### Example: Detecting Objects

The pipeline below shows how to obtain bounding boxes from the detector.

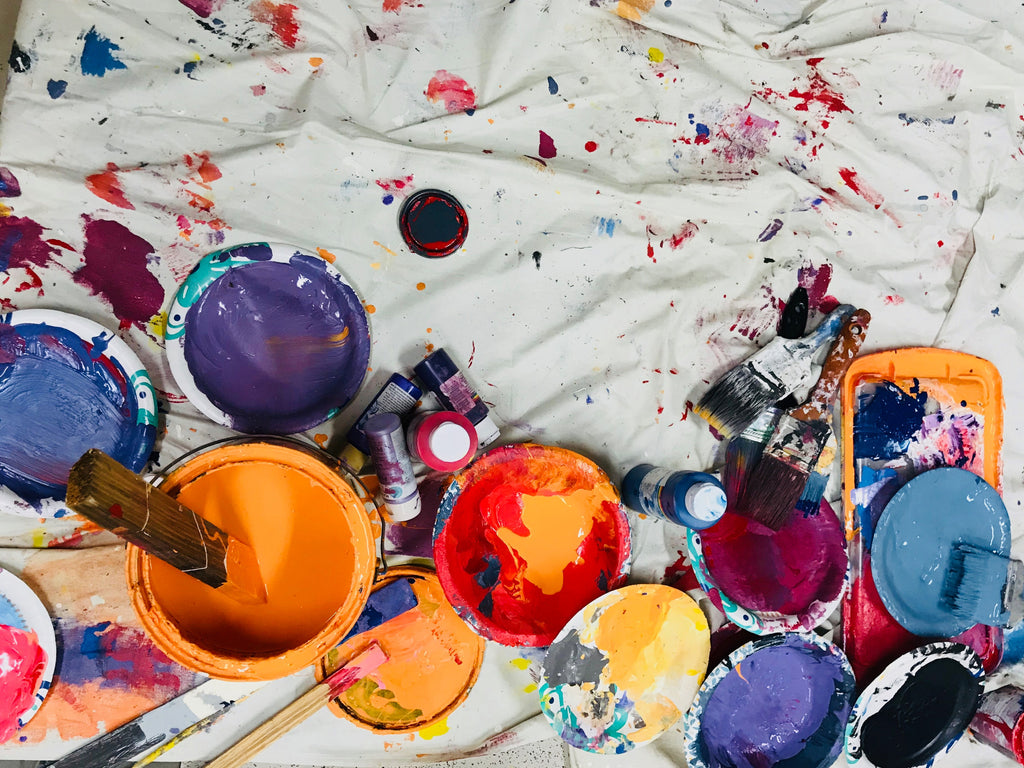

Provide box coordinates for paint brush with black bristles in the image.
[742,309,871,530]
[942,543,1024,628]
[695,303,855,439]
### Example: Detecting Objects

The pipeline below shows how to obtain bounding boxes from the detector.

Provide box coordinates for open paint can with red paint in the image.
[432,443,632,647]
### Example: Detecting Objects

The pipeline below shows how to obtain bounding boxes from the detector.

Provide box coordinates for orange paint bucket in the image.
[126,438,377,680]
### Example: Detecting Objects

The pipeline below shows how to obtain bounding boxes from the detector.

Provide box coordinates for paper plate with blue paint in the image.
[165,242,371,435]
[872,467,1010,637]
[0,567,57,741]
[683,632,856,768]
[539,584,710,754]
[0,309,157,518]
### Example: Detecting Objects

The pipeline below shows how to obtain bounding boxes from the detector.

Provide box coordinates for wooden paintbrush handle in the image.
[792,309,871,421]
[202,643,388,768]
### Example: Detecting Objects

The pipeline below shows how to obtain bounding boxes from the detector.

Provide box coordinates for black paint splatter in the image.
[8,41,31,73]
[533,251,542,269]
[366,26,379,41]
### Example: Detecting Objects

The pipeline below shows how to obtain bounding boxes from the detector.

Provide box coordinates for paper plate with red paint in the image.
[432,443,632,647]
[0,567,56,742]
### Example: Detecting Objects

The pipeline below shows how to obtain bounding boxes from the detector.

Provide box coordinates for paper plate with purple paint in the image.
[683,632,856,768]
[0,309,157,518]
[165,242,371,434]
[686,498,848,635]
[0,567,57,742]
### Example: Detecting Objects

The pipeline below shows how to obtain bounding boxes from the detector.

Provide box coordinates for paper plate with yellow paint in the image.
[538,584,710,754]
[433,443,632,647]
[316,565,485,733]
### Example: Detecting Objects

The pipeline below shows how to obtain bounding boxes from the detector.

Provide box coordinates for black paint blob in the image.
[9,41,31,73]
[860,657,981,768]
[399,189,468,258]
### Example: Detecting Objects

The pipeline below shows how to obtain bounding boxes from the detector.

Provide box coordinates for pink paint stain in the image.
[249,0,300,49]
[0,167,21,197]
[839,167,884,209]
[929,61,963,94]
[0,625,47,743]
[538,131,557,159]
[729,291,782,341]
[714,107,778,164]
[74,217,164,329]
[0,215,60,271]
[250,84,266,96]
[85,163,134,210]
[883,294,904,305]
[375,175,414,195]
[425,70,477,113]
[797,261,840,313]
[177,0,226,17]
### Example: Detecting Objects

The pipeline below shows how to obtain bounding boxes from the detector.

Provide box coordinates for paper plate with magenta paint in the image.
[433,443,632,647]
[683,633,856,768]
[686,498,849,635]
[165,242,370,434]
[539,584,710,754]
[0,567,57,742]
[0,309,157,518]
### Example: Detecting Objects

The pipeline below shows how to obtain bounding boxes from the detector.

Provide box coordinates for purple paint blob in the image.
[700,638,852,768]
[75,218,164,329]
[0,215,59,271]
[177,0,226,17]
[0,322,141,501]
[183,256,369,434]
[0,167,21,197]
[539,130,557,159]
[702,499,846,616]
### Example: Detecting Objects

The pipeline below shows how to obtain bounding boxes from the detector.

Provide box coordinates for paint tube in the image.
[413,348,499,448]
[341,373,422,472]
[621,465,726,529]
[406,411,478,472]
[969,685,1024,763]
[365,412,421,522]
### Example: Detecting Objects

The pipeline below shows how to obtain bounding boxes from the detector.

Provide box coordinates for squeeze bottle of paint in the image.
[969,685,1024,764]
[364,412,421,523]
[341,373,422,472]
[413,348,500,448]
[621,465,727,529]
[406,411,479,472]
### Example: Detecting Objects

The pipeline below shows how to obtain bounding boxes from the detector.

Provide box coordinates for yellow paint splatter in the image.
[372,241,397,258]
[371,262,382,270]
[510,657,531,670]
[0,202,11,216]
[648,47,664,62]
[313,433,328,448]
[316,247,337,263]
[418,718,449,740]
[523,683,538,693]
[416,282,426,291]
[309,56,323,67]
[148,312,167,338]
[32,527,46,548]
[365,304,377,314]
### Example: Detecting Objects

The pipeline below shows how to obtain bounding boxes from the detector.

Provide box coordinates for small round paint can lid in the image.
[398,189,469,258]
[408,411,478,472]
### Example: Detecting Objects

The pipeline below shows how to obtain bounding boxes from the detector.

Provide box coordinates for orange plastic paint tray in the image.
[839,348,1003,684]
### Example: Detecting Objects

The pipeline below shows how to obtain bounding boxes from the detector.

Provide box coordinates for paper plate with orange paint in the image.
[316,565,485,733]
[538,584,710,754]
[432,443,632,647]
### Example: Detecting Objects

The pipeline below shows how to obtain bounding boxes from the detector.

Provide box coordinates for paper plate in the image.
[165,242,370,435]
[433,443,632,647]
[0,567,57,738]
[872,467,1010,637]
[845,642,983,768]
[684,633,856,768]
[0,309,157,518]
[539,584,710,754]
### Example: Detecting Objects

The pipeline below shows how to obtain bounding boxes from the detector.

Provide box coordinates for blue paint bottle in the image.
[341,373,422,472]
[413,348,499,448]
[621,465,727,529]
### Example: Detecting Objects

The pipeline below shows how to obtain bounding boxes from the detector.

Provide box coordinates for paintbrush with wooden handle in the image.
[741,309,871,530]
[65,448,266,604]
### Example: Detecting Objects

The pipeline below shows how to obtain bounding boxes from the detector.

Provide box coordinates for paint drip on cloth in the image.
[0,624,47,742]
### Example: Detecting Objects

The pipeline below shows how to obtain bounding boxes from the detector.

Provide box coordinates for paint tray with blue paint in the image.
[839,348,1003,683]
[165,242,371,435]
[0,309,157,518]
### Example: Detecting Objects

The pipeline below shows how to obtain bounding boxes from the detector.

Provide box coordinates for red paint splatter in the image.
[797,261,840,313]
[584,141,598,152]
[663,550,701,592]
[664,221,699,249]
[683,400,693,421]
[425,70,477,113]
[178,0,226,17]
[839,167,884,209]
[74,217,164,329]
[183,152,221,185]
[249,0,300,49]
[15,266,42,294]
[382,0,416,13]
[635,117,677,126]
[375,175,414,199]
[468,340,476,368]
[538,131,557,159]
[713,107,778,164]
[883,295,904,305]
[46,238,76,251]
[0,215,60,271]
[110,504,123,518]
[646,242,656,263]
[85,163,134,210]
[937,240,944,247]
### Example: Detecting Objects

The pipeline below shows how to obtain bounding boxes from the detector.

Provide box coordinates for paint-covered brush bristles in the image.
[695,304,854,439]
[721,407,780,510]
[942,543,1024,628]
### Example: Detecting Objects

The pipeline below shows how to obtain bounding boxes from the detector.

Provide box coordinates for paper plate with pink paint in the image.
[0,309,158,519]
[432,443,632,647]
[686,498,849,635]
[165,242,371,435]
[0,567,56,742]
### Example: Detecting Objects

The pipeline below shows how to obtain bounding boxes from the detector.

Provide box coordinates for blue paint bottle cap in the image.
[685,482,727,525]
[399,189,469,258]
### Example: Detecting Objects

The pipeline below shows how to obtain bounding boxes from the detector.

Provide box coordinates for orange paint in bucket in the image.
[126,439,376,680]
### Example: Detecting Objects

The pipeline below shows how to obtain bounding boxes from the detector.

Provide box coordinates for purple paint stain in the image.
[757,218,783,242]
[46,79,68,99]
[538,130,557,159]
[80,27,127,77]
[75,218,164,328]
[880,9,888,22]
[182,256,369,434]
[547,76,558,95]
[177,0,227,17]
[0,215,58,270]
[700,637,852,768]
[0,167,21,197]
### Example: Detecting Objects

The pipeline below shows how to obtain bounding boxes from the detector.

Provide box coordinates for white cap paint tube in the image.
[413,348,500,448]
[364,412,422,523]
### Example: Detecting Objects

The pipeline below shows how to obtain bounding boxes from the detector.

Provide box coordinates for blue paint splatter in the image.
[695,123,710,141]
[594,217,618,237]
[183,60,200,79]
[585,394,594,404]
[342,577,417,640]
[898,113,955,126]
[0,594,26,630]
[757,218,783,242]
[382,194,394,205]
[992,307,1000,316]
[952,189,958,200]
[474,554,502,589]
[47,79,68,99]
[547,76,558,95]
[854,381,927,461]
[917,195,928,200]
[80,27,127,77]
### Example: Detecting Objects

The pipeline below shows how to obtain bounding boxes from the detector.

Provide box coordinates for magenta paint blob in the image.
[398,189,468,258]
[0,215,59,271]
[701,499,846,616]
